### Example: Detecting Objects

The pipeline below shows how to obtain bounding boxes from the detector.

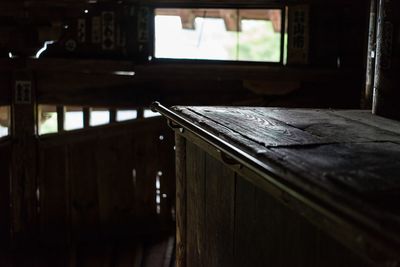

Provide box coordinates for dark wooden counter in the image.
[153,104,400,267]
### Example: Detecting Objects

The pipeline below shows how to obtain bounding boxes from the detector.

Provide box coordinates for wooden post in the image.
[175,134,186,267]
[373,0,400,119]
[11,68,38,244]
[364,0,377,109]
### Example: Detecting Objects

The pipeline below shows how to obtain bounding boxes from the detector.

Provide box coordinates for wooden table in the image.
[152,103,400,267]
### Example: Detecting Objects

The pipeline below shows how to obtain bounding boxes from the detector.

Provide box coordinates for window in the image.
[64,106,84,131]
[116,109,137,121]
[154,8,284,62]
[38,105,58,135]
[0,106,10,138]
[90,108,110,126]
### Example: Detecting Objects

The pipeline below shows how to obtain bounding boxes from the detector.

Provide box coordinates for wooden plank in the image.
[185,107,328,147]
[263,108,400,143]
[185,141,205,267]
[204,153,235,267]
[185,107,400,144]
[175,134,186,267]
[268,141,400,249]
[233,175,257,267]
[331,110,400,136]
[270,142,400,197]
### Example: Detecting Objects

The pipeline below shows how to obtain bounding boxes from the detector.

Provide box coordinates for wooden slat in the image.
[185,141,205,267]
[204,153,235,267]
[175,134,186,267]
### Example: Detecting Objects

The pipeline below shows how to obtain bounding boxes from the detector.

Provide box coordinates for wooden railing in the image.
[36,117,176,244]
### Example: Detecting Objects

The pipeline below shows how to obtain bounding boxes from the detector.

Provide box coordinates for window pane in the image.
[38,105,58,135]
[116,110,137,121]
[0,106,10,138]
[90,108,110,126]
[144,109,161,118]
[65,106,83,131]
[154,8,282,62]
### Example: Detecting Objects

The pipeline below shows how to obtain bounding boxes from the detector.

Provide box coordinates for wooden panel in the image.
[185,141,205,267]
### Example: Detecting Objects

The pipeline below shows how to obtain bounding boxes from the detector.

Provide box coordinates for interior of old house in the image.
[0,0,399,266]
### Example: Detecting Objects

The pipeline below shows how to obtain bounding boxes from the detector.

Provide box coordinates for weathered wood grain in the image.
[261,108,400,143]
[186,107,328,147]
[174,106,400,266]
[175,135,186,267]
[185,141,205,267]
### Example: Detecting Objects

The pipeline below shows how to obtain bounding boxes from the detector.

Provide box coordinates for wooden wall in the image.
[37,118,175,245]
[181,141,370,267]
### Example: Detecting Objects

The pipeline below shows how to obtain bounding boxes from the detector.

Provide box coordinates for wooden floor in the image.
[0,235,175,267]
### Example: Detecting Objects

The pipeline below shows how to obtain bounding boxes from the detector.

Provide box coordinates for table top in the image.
[172,106,400,244]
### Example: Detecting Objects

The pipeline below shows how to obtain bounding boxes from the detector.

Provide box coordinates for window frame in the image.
[150,4,287,66]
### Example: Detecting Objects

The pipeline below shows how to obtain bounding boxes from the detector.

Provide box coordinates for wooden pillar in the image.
[373,0,400,119]
[11,67,38,244]
[175,134,186,267]
[364,0,377,108]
